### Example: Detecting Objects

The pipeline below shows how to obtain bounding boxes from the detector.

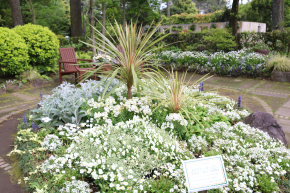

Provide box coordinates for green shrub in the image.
[203,28,237,51]
[267,55,290,72]
[189,24,196,31]
[210,23,217,29]
[0,27,30,76]
[13,24,60,74]
[56,34,69,47]
[171,26,182,32]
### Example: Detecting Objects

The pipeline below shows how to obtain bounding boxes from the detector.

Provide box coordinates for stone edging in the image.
[0,105,35,124]
[210,84,290,96]
[0,157,12,174]
[0,99,39,110]
[206,84,274,116]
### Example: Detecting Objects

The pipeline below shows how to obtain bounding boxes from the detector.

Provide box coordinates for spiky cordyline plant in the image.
[144,70,212,135]
[80,20,169,99]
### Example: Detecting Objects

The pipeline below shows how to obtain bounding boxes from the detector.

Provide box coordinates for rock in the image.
[243,111,287,146]
[254,49,269,55]
[31,79,44,87]
[271,71,290,82]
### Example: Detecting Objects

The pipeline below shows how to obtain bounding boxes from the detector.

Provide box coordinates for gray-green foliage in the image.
[32,79,119,126]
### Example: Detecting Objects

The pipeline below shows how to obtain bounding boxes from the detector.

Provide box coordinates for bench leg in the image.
[75,72,78,84]
[60,73,62,84]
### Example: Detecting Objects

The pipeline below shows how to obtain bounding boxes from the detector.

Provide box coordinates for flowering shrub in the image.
[157,50,268,77]
[8,81,290,192]
[60,180,91,193]
[41,134,62,151]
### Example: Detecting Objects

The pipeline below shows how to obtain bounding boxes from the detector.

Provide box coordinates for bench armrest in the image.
[77,59,93,62]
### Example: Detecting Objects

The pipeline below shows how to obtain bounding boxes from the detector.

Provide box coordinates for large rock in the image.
[271,71,290,82]
[243,111,287,146]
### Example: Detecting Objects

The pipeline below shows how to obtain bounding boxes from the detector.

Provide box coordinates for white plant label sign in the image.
[182,155,228,192]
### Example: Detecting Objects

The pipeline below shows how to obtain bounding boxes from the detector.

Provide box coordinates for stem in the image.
[127,85,132,99]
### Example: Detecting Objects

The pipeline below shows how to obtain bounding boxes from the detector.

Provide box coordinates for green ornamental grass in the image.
[267,54,290,72]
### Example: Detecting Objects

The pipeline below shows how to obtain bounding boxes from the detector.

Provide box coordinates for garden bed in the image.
[8,80,290,192]
[156,50,271,78]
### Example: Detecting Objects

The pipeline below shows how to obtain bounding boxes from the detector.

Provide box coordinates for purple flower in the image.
[238,95,242,108]
[40,92,43,100]
[37,104,41,109]
[31,121,39,132]
[23,115,27,127]
[31,121,36,130]
[200,82,204,91]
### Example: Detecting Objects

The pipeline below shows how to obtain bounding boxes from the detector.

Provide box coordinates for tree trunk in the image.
[127,85,132,99]
[70,0,83,37]
[102,2,106,52]
[229,0,239,37]
[122,0,126,31]
[90,0,96,56]
[10,0,23,26]
[26,0,36,24]
[167,1,170,17]
[272,0,284,31]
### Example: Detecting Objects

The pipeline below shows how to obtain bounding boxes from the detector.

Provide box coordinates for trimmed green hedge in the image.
[161,30,290,52]
[13,24,60,73]
[0,27,30,76]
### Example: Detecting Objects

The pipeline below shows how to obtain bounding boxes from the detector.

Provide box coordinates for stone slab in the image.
[0,163,9,168]
[0,161,5,166]
[236,80,262,89]
[0,103,31,116]
[253,95,285,112]
[4,166,11,171]
[282,99,290,108]
[0,98,25,108]
[10,93,37,101]
[257,81,277,89]
[251,91,288,98]
[255,88,290,94]
[282,124,290,133]
[275,108,290,116]
[277,118,290,126]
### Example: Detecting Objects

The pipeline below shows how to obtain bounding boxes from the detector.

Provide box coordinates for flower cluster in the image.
[157,50,268,76]
[41,134,62,151]
[60,180,91,193]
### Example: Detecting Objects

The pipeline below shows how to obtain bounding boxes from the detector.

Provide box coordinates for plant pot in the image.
[255,49,269,55]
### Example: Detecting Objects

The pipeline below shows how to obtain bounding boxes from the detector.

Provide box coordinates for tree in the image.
[193,0,228,14]
[238,0,290,31]
[167,0,170,16]
[70,0,82,37]
[272,0,284,30]
[170,0,198,15]
[10,0,23,26]
[25,0,35,24]
[90,0,96,55]
[229,0,239,37]
[122,0,126,31]
[102,1,106,51]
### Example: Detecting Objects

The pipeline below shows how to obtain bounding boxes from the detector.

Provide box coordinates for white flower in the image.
[42,117,51,123]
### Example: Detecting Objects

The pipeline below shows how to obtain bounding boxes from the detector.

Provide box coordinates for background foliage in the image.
[13,24,60,74]
[0,27,30,76]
